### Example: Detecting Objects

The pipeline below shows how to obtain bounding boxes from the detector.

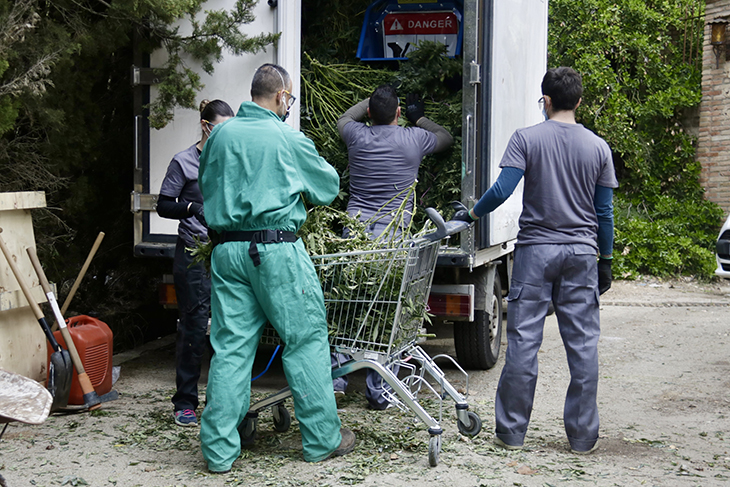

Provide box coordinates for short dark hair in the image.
[541,67,583,112]
[199,99,235,121]
[369,85,398,125]
[251,64,290,99]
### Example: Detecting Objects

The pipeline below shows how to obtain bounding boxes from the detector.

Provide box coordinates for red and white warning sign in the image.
[382,11,460,58]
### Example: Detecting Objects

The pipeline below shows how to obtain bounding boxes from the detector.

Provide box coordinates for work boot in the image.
[570,442,599,455]
[325,428,356,460]
[494,436,523,451]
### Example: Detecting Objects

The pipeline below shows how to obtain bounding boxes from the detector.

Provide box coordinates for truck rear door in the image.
[131,0,302,258]
[461,0,548,256]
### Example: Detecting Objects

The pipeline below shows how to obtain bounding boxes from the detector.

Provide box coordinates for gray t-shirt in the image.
[500,120,618,250]
[341,122,437,224]
[159,143,208,246]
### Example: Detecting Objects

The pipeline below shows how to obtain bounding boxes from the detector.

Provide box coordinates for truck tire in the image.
[454,276,503,370]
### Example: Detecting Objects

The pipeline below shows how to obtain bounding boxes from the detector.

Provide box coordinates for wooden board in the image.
[0,191,45,211]
[0,192,48,381]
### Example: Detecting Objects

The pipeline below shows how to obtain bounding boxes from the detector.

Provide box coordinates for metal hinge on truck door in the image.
[130,66,163,87]
[130,191,158,213]
[469,61,481,85]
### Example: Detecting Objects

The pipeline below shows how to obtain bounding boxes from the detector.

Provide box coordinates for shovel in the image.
[0,229,72,411]
[27,247,102,410]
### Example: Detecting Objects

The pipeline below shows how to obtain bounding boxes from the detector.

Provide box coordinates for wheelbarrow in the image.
[0,367,53,487]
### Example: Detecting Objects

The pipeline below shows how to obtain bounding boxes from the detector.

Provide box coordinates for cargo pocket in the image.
[506,283,523,302]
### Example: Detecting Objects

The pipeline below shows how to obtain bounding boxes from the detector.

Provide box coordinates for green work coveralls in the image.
[198,101,342,470]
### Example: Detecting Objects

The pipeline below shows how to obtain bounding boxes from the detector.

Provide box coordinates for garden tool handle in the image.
[0,228,45,321]
[26,247,86,373]
[53,231,104,330]
[60,231,104,317]
[26,247,101,410]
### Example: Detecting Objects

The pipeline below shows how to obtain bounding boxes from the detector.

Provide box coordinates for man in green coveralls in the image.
[198,64,355,473]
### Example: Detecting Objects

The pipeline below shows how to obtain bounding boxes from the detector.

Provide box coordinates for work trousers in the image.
[331,353,399,410]
[201,239,341,471]
[495,243,600,452]
[171,238,211,412]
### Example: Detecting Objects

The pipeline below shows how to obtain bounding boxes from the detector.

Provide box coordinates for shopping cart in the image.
[243,208,482,466]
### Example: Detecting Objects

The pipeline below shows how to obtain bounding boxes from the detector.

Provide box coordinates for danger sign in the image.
[382,10,461,59]
[384,12,459,35]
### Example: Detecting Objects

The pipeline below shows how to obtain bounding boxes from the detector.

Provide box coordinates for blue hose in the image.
[251,345,281,381]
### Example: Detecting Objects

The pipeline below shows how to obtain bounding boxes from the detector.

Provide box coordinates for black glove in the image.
[452,209,475,223]
[598,257,612,295]
[405,93,425,125]
[189,202,207,227]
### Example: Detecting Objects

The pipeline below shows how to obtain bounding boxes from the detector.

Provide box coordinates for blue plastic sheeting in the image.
[356,0,463,61]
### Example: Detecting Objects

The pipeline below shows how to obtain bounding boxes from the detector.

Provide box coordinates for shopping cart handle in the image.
[423,207,472,242]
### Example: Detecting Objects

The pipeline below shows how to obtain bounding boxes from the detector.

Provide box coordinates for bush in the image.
[613,194,723,279]
[549,0,723,279]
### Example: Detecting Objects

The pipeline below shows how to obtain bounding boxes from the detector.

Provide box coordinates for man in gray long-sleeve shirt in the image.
[333,84,454,409]
[337,85,453,239]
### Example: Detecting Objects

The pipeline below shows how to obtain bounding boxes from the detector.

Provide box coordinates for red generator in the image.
[46,315,113,405]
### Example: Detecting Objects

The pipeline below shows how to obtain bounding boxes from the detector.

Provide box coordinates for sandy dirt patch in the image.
[2,278,730,486]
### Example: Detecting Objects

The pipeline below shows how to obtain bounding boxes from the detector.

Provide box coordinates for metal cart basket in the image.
[244,210,482,466]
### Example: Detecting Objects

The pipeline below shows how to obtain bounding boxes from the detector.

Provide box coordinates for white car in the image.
[716,214,730,279]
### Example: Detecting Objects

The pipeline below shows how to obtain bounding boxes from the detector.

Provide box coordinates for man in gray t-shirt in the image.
[500,115,616,249]
[455,67,618,454]
[337,85,453,239]
[333,85,453,409]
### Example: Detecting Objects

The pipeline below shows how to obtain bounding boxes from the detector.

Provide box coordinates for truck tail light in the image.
[427,284,475,321]
[158,275,177,307]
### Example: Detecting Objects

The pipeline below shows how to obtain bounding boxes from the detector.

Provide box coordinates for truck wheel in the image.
[454,277,503,369]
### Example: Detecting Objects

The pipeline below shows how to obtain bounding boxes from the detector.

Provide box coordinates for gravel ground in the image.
[2,277,730,486]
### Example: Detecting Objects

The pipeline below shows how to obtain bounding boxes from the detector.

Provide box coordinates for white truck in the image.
[130,0,548,370]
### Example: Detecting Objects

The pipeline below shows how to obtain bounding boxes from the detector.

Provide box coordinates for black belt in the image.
[219,230,297,267]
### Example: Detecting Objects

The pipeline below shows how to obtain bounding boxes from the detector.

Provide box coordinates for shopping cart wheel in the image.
[272,403,291,432]
[238,414,258,447]
[428,434,441,467]
[457,411,482,437]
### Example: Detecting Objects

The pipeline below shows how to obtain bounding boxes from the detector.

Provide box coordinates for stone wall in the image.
[699,0,730,215]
